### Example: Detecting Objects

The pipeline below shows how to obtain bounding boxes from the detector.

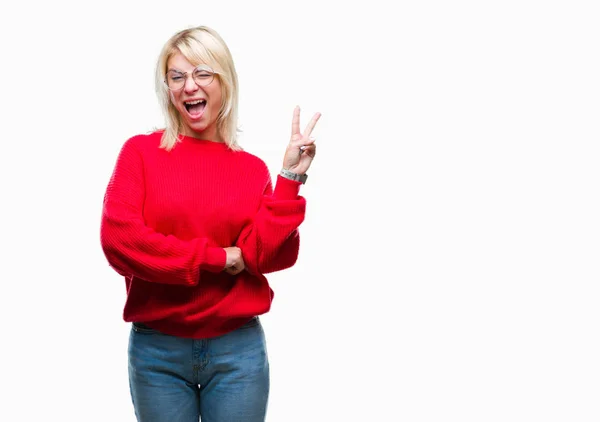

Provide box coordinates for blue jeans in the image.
[128,317,269,421]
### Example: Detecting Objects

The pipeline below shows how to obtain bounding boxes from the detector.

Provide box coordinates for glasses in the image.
[164,64,216,91]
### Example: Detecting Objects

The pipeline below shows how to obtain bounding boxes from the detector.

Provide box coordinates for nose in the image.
[184,73,199,94]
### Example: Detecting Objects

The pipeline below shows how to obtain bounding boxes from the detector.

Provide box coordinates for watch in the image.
[280,168,308,184]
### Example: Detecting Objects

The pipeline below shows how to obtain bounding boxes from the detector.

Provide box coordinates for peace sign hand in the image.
[282,106,321,175]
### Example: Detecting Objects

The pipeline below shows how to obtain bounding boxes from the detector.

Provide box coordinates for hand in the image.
[282,106,321,175]
[223,247,246,275]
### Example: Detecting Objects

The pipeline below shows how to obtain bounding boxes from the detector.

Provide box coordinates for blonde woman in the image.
[100,25,320,421]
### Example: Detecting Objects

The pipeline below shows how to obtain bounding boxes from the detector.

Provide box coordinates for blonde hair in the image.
[155,26,241,151]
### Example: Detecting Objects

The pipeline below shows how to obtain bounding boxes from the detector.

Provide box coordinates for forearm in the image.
[236,175,306,275]
[101,195,226,285]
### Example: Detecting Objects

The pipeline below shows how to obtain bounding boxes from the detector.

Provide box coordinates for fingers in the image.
[302,112,321,139]
[225,265,244,275]
[291,106,300,136]
[301,143,316,158]
[292,136,316,149]
[224,253,246,275]
[292,107,321,138]
[223,246,245,275]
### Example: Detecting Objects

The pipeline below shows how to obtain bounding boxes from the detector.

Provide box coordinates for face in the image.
[166,52,223,142]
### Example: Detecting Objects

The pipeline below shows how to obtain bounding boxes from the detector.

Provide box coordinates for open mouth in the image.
[184,99,207,117]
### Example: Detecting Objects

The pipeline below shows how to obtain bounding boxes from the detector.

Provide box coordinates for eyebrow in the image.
[167,65,213,74]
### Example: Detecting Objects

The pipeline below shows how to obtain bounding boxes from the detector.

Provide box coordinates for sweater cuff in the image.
[201,246,227,272]
[273,174,302,200]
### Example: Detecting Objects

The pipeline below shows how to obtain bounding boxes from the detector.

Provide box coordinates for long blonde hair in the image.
[155,26,241,151]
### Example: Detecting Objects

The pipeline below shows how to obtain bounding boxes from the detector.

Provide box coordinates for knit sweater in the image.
[100,131,306,338]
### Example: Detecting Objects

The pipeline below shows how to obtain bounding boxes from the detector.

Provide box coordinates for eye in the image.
[167,71,185,80]
[194,70,212,79]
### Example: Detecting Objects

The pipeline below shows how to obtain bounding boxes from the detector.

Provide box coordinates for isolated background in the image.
[1,0,598,421]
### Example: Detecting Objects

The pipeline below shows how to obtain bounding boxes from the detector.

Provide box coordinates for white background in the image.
[1,0,599,421]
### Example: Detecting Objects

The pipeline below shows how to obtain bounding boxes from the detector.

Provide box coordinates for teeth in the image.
[185,99,206,105]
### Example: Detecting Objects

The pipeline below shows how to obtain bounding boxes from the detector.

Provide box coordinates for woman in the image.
[100,25,320,421]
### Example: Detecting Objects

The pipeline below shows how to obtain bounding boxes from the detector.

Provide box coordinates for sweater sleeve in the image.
[236,174,306,275]
[100,138,227,286]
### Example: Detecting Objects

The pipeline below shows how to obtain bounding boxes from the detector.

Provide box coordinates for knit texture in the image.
[100,131,305,338]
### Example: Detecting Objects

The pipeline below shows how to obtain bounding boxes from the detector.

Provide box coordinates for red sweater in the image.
[100,131,305,338]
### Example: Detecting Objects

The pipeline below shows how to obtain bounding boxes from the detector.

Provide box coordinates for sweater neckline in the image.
[178,134,229,149]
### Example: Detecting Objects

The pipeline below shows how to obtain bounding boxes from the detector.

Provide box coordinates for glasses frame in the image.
[164,64,217,91]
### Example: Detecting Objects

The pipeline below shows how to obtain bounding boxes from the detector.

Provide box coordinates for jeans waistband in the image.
[132,316,258,332]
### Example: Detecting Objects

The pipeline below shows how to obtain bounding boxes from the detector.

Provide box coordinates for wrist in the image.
[280,168,308,184]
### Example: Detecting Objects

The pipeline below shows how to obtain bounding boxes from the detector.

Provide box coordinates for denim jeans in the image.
[128,317,269,422]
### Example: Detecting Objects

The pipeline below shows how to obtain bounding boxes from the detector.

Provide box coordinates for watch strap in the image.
[280,168,308,184]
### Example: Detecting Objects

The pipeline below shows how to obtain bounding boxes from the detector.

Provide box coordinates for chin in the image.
[186,122,217,138]
[188,122,209,132]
